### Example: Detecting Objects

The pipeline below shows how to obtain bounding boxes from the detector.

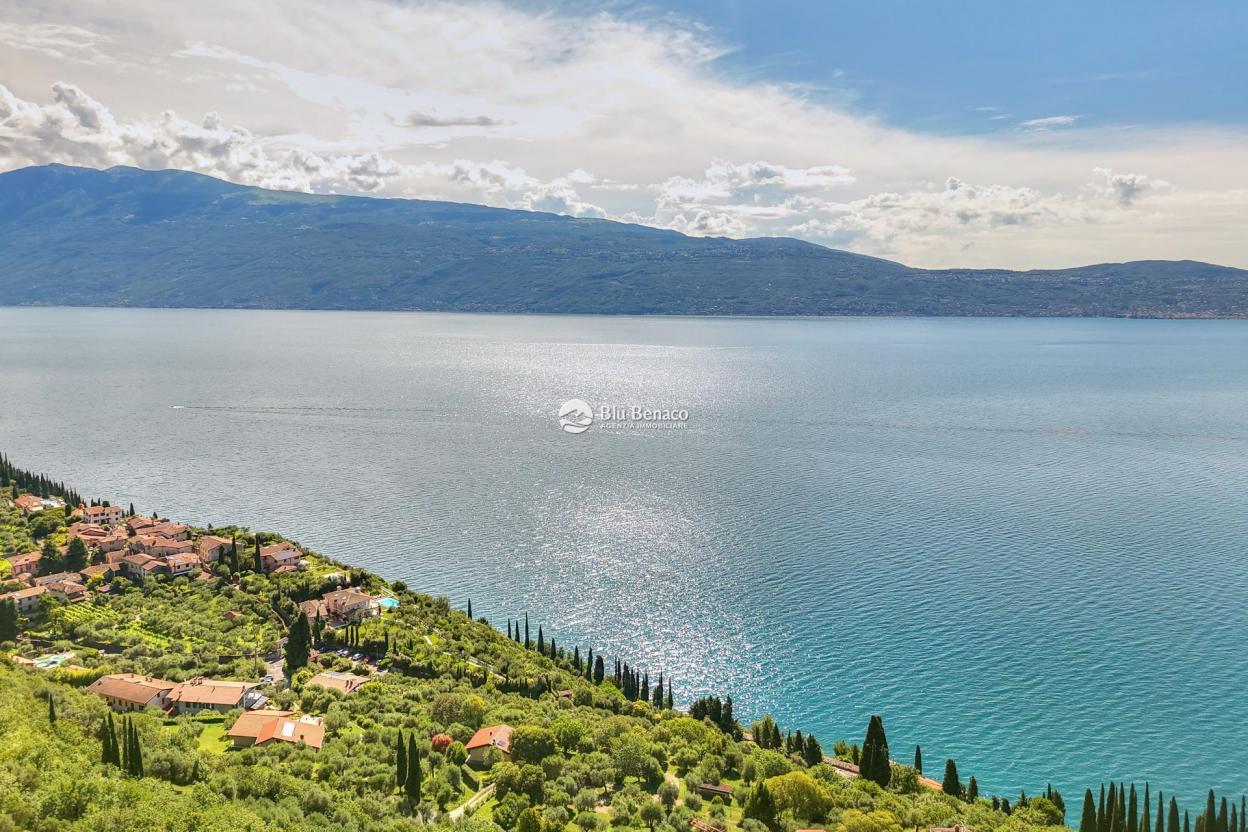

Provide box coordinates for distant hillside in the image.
[0,163,1245,317]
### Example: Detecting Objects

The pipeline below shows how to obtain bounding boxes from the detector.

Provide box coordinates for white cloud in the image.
[1020,115,1080,130]
[0,0,1245,268]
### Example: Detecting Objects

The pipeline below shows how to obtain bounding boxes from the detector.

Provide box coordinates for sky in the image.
[1,0,1246,269]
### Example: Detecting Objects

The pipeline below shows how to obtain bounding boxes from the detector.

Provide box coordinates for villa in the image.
[87,673,178,712]
[6,551,42,578]
[259,542,302,573]
[466,724,513,764]
[82,504,124,526]
[227,710,325,751]
[166,677,259,715]
[196,535,232,563]
[323,587,374,622]
[46,579,88,603]
[306,671,371,695]
[0,585,47,614]
[165,552,200,577]
[120,553,161,581]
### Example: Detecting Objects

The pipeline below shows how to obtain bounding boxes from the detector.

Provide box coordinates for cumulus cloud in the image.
[1090,166,1170,206]
[0,82,402,192]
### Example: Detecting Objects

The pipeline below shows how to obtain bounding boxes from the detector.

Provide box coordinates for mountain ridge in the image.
[1,163,1245,318]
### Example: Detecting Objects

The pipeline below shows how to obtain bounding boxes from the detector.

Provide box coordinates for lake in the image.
[2,306,1246,804]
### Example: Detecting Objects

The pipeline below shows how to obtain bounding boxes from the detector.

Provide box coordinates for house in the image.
[166,677,259,715]
[306,671,370,695]
[196,535,232,564]
[87,673,178,712]
[82,504,124,526]
[826,758,860,776]
[120,553,161,581]
[0,585,47,614]
[79,564,115,583]
[126,515,159,534]
[164,552,200,577]
[96,530,130,554]
[465,724,513,764]
[697,784,734,802]
[149,522,189,541]
[323,588,374,621]
[32,571,80,588]
[46,580,88,604]
[6,550,42,578]
[259,542,301,573]
[13,495,45,514]
[227,710,325,751]
[68,522,111,543]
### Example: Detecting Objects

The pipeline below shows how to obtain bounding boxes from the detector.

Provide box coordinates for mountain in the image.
[1,163,1245,317]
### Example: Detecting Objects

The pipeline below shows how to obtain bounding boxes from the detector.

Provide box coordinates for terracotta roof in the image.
[324,588,371,607]
[14,495,43,510]
[167,677,256,707]
[166,553,199,569]
[466,724,513,752]
[122,553,158,567]
[83,505,121,516]
[260,542,299,557]
[1,585,47,602]
[79,564,113,579]
[229,710,324,750]
[306,671,370,695]
[227,709,293,739]
[86,673,177,704]
[7,551,41,568]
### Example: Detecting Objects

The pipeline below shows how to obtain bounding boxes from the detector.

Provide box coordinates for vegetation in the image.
[0,455,1242,832]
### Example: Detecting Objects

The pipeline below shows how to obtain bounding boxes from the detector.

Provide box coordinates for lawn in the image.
[195,721,230,754]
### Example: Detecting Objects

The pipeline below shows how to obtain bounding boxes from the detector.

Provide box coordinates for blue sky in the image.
[2,0,1246,268]
[635,0,1247,132]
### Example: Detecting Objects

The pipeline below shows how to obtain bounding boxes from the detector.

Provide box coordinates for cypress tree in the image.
[573,645,581,671]
[101,714,115,765]
[652,673,664,708]
[860,715,891,787]
[968,776,979,801]
[0,598,17,642]
[405,735,421,803]
[1220,797,1229,832]
[467,598,472,619]
[666,678,673,710]
[537,625,544,654]
[1207,792,1219,832]
[1142,787,1152,832]
[914,744,923,774]
[942,758,962,798]
[1082,790,1100,832]
[593,654,604,684]
[121,717,130,773]
[396,730,407,790]
[507,620,513,640]
[1130,784,1140,832]
[253,538,263,573]
[1170,799,1181,832]
[48,695,56,723]
[1100,785,1109,832]
[1158,793,1167,832]
[524,613,530,649]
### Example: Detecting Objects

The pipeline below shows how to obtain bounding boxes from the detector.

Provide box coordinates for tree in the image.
[467,598,472,619]
[48,695,57,723]
[405,735,422,804]
[65,536,89,571]
[40,539,63,575]
[0,598,17,642]
[510,725,557,763]
[253,538,263,573]
[803,734,823,766]
[1170,798,1181,832]
[593,655,605,684]
[914,745,922,774]
[640,802,663,831]
[860,715,891,787]
[743,781,778,830]
[516,807,544,832]
[967,776,979,801]
[284,611,311,675]
[396,731,407,790]
[1083,790,1101,832]
[941,759,962,798]
[658,779,680,809]
[765,771,831,821]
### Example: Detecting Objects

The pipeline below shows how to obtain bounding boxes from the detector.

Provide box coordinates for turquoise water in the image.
[1,307,1246,806]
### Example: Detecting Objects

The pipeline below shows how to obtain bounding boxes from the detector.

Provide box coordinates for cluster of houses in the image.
[2,502,309,614]
[81,670,381,752]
